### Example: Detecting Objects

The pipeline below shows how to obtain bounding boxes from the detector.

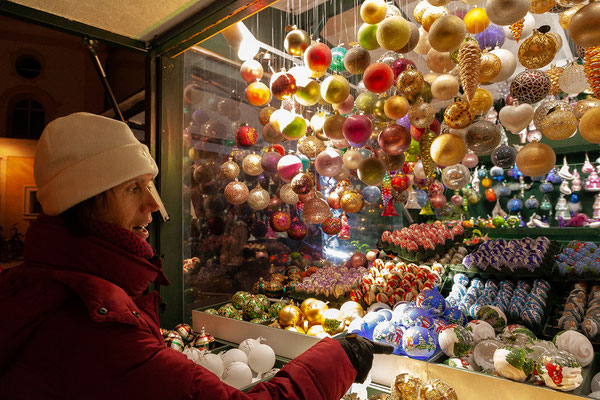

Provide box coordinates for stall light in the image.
[325,247,351,260]
[221,21,260,61]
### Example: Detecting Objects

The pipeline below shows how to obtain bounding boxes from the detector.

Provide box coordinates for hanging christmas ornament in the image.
[323,113,346,140]
[574,96,600,119]
[259,107,276,126]
[225,181,249,205]
[303,198,331,224]
[261,151,281,174]
[376,16,411,51]
[377,150,406,172]
[530,0,556,13]
[559,4,584,30]
[428,15,467,52]
[427,48,456,73]
[321,217,342,235]
[245,82,270,106]
[391,174,410,193]
[431,133,467,166]
[510,69,551,104]
[465,121,502,155]
[342,149,363,170]
[269,211,292,232]
[469,88,494,116]
[357,23,380,50]
[396,66,425,97]
[384,95,410,119]
[508,18,525,42]
[242,154,264,176]
[361,0,388,24]
[341,190,365,213]
[284,28,311,56]
[458,39,481,102]
[431,74,460,101]
[442,164,471,189]
[287,218,308,240]
[282,116,307,141]
[291,172,315,195]
[262,123,284,144]
[344,46,371,74]
[343,114,372,144]
[584,46,600,98]
[355,92,378,114]
[475,24,506,50]
[486,0,530,26]
[320,75,350,104]
[558,63,588,94]
[498,103,534,134]
[398,22,421,53]
[221,158,240,180]
[240,59,264,83]
[363,63,395,93]
[409,101,436,129]
[413,1,430,25]
[358,157,386,186]
[294,80,320,106]
[378,124,411,156]
[462,152,479,168]
[579,107,600,144]
[333,94,355,114]
[297,135,325,159]
[419,130,436,177]
[479,52,502,83]
[277,154,303,182]
[329,46,347,73]
[315,148,343,177]
[236,125,258,147]
[516,142,556,177]
[490,49,517,83]
[444,100,474,129]
[247,186,270,210]
[540,110,578,140]
[464,7,489,34]
[278,184,298,206]
[414,26,432,56]
[545,64,565,95]
[304,42,332,73]
[518,29,558,69]
[421,6,449,32]
[269,72,297,101]
[491,145,517,168]
[569,2,600,47]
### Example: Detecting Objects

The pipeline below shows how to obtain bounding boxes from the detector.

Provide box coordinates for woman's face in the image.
[95,174,159,239]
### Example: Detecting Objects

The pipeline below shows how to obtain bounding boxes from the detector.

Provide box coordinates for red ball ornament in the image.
[363,63,395,93]
[321,217,342,235]
[428,180,445,194]
[350,252,368,268]
[269,211,292,232]
[378,124,411,155]
[304,43,332,73]
[391,58,417,80]
[430,193,447,209]
[270,72,297,100]
[485,188,496,202]
[269,144,286,156]
[391,174,410,192]
[236,125,258,147]
[343,114,373,144]
[410,119,440,142]
[450,194,463,206]
[287,218,308,240]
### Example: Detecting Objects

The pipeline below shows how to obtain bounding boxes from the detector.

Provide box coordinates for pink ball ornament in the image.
[287,218,308,240]
[342,114,373,144]
[277,155,303,182]
[333,94,355,114]
[391,58,417,80]
[461,153,479,168]
[315,148,343,177]
[430,193,447,209]
[450,194,464,207]
[269,211,292,232]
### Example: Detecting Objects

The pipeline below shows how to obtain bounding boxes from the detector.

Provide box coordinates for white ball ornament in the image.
[466,320,496,343]
[503,13,534,41]
[490,49,517,83]
[197,352,225,378]
[553,330,594,367]
[222,361,253,389]
[183,347,201,363]
[248,344,277,374]
[559,63,589,95]
[239,337,266,356]
[221,348,248,366]
[343,149,364,169]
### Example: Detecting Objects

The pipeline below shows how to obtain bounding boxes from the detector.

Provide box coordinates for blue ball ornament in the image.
[539,181,554,193]
[570,193,579,203]
[490,166,504,179]
[363,185,382,203]
[478,166,488,179]
[415,189,428,207]
[402,326,438,360]
[443,307,468,326]
[361,312,387,340]
[400,306,435,330]
[373,320,405,349]
[525,196,539,209]
[507,197,523,211]
[416,288,447,315]
[377,308,394,321]
[348,317,364,334]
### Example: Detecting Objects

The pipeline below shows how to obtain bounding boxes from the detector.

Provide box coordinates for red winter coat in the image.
[0,215,356,399]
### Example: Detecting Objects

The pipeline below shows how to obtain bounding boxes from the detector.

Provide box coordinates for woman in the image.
[0,112,391,399]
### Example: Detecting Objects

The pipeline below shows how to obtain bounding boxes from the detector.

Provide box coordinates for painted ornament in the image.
[247,186,270,210]
[490,48,517,82]
[510,69,551,104]
[397,66,425,97]
[236,125,258,147]
[518,30,558,69]
[479,52,501,83]
[444,100,474,129]
[322,217,342,235]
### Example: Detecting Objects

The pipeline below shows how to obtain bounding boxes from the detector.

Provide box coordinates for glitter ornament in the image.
[569,2,600,47]
[363,63,395,93]
[421,6,449,32]
[396,66,424,97]
[574,96,600,119]
[329,46,347,73]
[304,43,332,73]
[516,142,556,177]
[540,110,578,140]
[427,48,456,74]
[409,101,435,129]
[295,80,320,107]
[431,74,460,101]
[479,52,501,83]
[428,15,467,52]
[303,198,331,224]
[546,64,565,95]
[297,135,326,159]
[291,172,315,195]
[280,184,299,205]
[269,211,292,232]
[444,100,474,129]
[221,159,240,180]
[420,130,437,177]
[475,24,506,50]
[225,181,249,205]
[287,218,308,240]
[321,217,342,235]
[508,18,524,42]
[558,63,588,94]
[236,125,258,147]
[584,46,600,98]
[469,88,494,116]
[510,69,551,104]
[465,121,502,155]
[579,107,600,144]
[277,155,303,182]
[344,46,372,74]
[458,39,481,102]
[413,0,429,25]
[442,164,471,189]
[486,0,530,26]
[242,154,264,176]
[376,16,411,51]
[431,133,467,166]
[518,30,557,69]
[284,28,311,56]
[341,190,365,213]
[247,186,270,210]
[321,75,350,104]
[491,145,517,168]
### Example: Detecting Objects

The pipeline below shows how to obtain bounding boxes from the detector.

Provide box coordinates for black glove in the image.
[335,334,394,383]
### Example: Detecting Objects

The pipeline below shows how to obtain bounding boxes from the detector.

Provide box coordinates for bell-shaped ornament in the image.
[540,195,552,211]
[404,188,421,209]
[524,195,539,209]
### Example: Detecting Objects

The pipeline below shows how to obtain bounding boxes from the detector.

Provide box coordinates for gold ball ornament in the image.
[486,0,530,26]
[510,69,551,104]
[533,99,572,130]
[344,46,372,74]
[280,183,300,205]
[427,48,456,73]
[559,4,584,30]
[357,157,386,186]
[242,154,264,176]
[295,80,321,106]
[464,7,490,34]
[259,106,276,126]
[539,109,578,140]
[479,52,502,83]
[427,0,451,5]
[341,190,365,213]
[355,92,378,114]
[569,2,600,47]
[224,181,249,205]
[409,101,435,128]
[431,133,467,166]
[418,379,458,400]
[376,16,411,51]
[518,30,558,69]
[413,1,430,25]
[574,97,600,119]
[469,88,494,115]
[584,46,600,99]
[530,0,556,13]
[579,106,600,144]
[284,28,311,56]
[340,301,365,323]
[303,198,331,224]
[392,374,423,400]
[444,100,474,129]
[323,113,346,140]
[279,303,302,327]
[547,32,563,50]
[465,120,502,155]
[320,75,350,105]
[384,95,410,119]
[263,123,284,144]
[374,98,388,120]
[428,15,467,52]
[221,159,240,180]
[306,325,329,337]
[516,142,556,176]
[397,66,425,97]
[360,0,388,24]
[546,64,565,95]
[431,74,460,101]
[298,135,326,158]
[304,300,329,325]
[424,72,440,85]
[247,186,270,210]
[343,149,364,170]
[421,6,449,32]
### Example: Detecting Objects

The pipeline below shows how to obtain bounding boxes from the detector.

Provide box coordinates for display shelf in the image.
[485,227,600,243]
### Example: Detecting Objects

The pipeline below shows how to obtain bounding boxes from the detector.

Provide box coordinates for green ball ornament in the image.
[281,115,307,140]
[355,92,378,114]
[330,46,347,72]
[321,75,350,104]
[218,303,238,318]
[407,138,420,155]
[232,291,251,310]
[295,80,321,106]
[358,23,380,50]
[243,297,264,320]
[358,157,387,186]
[255,294,270,311]
[299,154,310,171]
[268,302,287,318]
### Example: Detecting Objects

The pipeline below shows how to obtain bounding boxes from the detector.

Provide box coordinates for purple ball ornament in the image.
[475,24,505,50]
[192,109,209,124]
[397,115,411,131]
[391,58,417,81]
[342,115,373,144]
[261,151,282,173]
[287,218,308,240]
[507,197,523,211]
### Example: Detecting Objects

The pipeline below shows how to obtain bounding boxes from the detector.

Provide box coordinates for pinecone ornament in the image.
[458,39,481,103]
[509,18,524,42]
[419,129,437,178]
[546,64,565,95]
[584,46,600,99]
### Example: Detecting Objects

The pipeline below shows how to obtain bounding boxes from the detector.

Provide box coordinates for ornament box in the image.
[192,302,343,359]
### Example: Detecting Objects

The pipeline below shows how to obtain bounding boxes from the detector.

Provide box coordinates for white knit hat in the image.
[34,112,159,216]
